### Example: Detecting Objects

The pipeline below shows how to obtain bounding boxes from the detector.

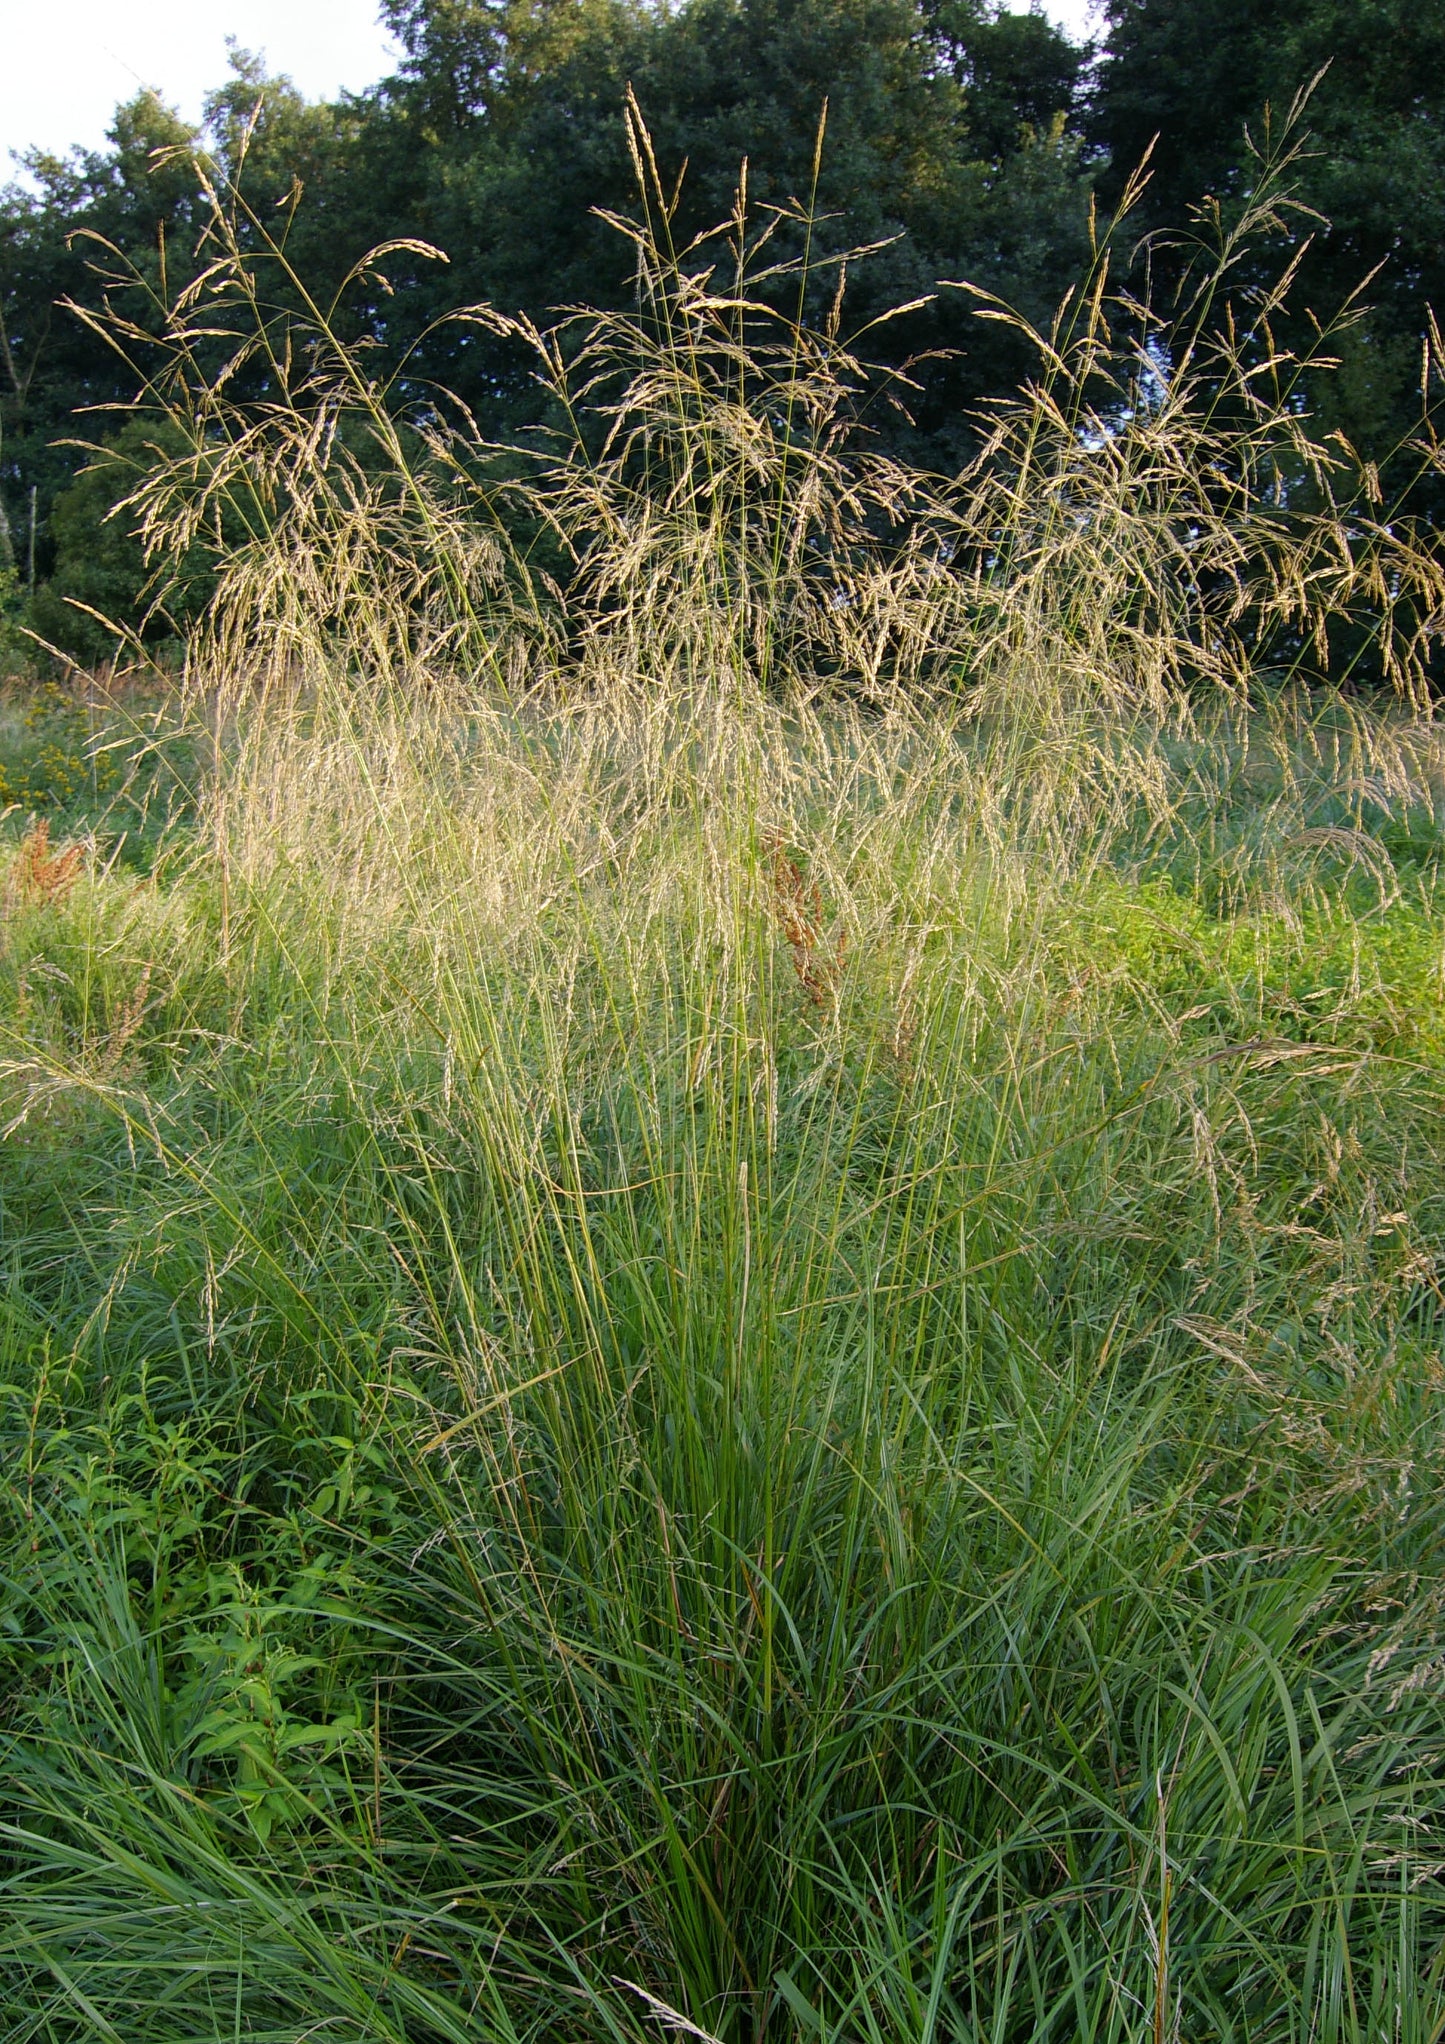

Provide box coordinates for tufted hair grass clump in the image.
[1,94,1445,2044]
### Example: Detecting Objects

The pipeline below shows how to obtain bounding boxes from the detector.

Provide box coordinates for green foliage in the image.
[1091,0,1445,502]
[0,91,205,583]
[2,3,1095,637]
[1,91,1443,2039]
[6,0,1445,648]
[14,0,1445,644]
[2,686,1445,2039]
[927,0,1087,158]
[0,545,30,681]
[0,680,195,867]
[0,681,118,809]
[24,419,214,663]
[366,0,1092,463]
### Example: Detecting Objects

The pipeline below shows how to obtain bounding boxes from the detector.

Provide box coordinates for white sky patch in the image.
[1,0,400,172]
[2,0,1100,179]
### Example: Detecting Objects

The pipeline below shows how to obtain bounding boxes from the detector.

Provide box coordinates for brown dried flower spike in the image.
[767,834,846,1007]
[10,818,86,911]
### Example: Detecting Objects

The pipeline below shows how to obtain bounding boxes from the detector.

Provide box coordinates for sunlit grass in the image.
[2,685,1443,2042]
[2,92,1444,2043]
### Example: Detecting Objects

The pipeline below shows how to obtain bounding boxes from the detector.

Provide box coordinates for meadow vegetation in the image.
[1,109,1444,2041]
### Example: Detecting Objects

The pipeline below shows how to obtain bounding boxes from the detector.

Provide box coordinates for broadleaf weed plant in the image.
[1,88,1444,2044]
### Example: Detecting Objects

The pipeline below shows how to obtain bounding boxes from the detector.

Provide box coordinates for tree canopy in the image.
[1,0,1440,657]
[1092,0,1445,487]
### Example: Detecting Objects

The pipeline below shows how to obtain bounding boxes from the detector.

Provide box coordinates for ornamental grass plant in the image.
[1,94,1444,2043]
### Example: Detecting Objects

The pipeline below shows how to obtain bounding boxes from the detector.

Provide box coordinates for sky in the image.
[2,0,1100,177]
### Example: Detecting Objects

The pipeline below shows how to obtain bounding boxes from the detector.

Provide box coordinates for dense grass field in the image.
[3,115,1445,2040]
[1,678,1444,2042]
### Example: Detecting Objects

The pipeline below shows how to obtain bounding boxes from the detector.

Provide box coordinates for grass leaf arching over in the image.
[2,94,1445,2043]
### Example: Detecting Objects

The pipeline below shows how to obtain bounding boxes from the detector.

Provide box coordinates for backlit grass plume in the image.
[67,87,1445,736]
